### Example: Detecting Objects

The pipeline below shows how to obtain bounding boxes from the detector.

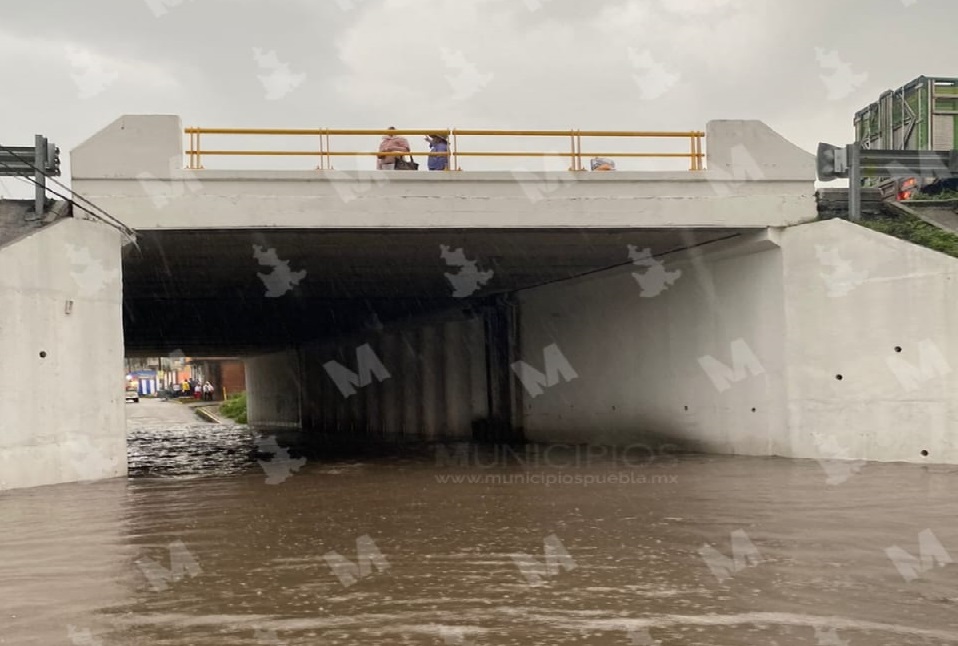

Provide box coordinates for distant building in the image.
[187,358,246,401]
[128,369,158,396]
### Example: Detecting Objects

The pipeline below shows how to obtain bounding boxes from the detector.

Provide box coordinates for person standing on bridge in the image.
[377,126,410,170]
[425,134,449,171]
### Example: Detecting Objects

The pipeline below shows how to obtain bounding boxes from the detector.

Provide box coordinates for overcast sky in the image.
[0,0,955,195]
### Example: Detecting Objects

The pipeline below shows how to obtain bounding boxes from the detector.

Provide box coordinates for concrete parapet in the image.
[71,115,818,230]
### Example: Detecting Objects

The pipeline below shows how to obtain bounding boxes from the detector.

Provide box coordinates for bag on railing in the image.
[395,154,419,171]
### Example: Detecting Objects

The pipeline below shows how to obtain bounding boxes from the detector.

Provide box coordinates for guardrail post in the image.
[847,143,861,222]
[32,134,45,218]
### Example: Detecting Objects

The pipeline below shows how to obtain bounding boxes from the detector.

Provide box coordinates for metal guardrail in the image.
[183,127,706,171]
[817,142,958,221]
[0,135,61,218]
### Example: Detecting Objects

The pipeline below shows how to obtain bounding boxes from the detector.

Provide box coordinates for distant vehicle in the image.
[854,76,958,200]
[125,379,139,403]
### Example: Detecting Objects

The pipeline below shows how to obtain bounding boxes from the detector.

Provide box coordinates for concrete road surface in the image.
[125,396,207,426]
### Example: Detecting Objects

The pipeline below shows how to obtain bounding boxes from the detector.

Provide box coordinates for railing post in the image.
[452,130,460,171]
[324,129,332,169]
[317,129,324,170]
[569,130,576,171]
[187,128,195,169]
[445,128,453,171]
[575,130,583,171]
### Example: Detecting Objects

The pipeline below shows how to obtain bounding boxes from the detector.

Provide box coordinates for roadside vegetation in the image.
[220,392,248,424]
[918,189,958,201]
[860,210,958,260]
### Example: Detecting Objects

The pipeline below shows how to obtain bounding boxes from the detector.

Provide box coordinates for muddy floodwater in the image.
[3,401,958,645]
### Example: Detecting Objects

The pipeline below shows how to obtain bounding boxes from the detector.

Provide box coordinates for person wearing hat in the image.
[425,133,449,171]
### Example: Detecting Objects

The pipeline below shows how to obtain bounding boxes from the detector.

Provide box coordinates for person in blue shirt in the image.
[426,134,449,171]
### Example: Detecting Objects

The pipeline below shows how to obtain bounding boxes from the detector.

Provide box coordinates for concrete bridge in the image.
[3,114,958,490]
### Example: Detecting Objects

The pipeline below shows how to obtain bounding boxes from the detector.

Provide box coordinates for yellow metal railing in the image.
[183,127,706,171]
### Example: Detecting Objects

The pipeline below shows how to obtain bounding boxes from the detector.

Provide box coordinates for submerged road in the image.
[1,410,957,644]
[125,396,210,426]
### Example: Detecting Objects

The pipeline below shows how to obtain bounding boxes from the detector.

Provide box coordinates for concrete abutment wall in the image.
[246,222,958,465]
[0,217,126,491]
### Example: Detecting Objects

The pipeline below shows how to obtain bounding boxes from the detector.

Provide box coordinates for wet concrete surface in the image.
[2,404,958,644]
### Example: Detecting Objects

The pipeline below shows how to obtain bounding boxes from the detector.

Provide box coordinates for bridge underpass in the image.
[20,110,958,492]
[123,226,757,442]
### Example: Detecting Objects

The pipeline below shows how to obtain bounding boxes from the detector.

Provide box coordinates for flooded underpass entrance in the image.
[2,398,958,644]
[8,218,958,644]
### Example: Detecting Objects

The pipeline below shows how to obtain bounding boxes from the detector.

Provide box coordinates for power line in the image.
[7,170,138,247]
[0,142,133,233]
[0,144,137,244]
[0,142,134,235]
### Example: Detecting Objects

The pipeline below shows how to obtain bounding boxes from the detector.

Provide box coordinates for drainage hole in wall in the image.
[921,449,929,457]
[894,346,902,353]
[751,407,756,412]
[683,405,688,411]
[39,351,47,358]
[835,374,843,380]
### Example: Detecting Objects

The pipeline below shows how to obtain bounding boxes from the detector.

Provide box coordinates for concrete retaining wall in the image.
[0,218,126,490]
[516,231,786,456]
[781,218,958,463]
[517,220,958,465]
[299,312,487,439]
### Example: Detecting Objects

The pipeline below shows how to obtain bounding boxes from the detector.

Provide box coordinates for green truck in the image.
[854,76,958,199]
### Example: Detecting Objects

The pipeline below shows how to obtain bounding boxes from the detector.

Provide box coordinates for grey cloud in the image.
[0,0,956,194]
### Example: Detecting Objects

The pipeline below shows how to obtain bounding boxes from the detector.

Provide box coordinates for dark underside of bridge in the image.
[122,228,752,355]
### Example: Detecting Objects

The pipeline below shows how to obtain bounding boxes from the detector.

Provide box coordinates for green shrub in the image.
[220,392,247,424]
[859,212,958,259]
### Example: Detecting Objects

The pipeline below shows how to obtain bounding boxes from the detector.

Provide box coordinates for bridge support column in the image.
[246,350,302,431]
[477,295,523,442]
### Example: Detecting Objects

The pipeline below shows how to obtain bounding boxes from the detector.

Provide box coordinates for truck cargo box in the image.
[854,76,958,197]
